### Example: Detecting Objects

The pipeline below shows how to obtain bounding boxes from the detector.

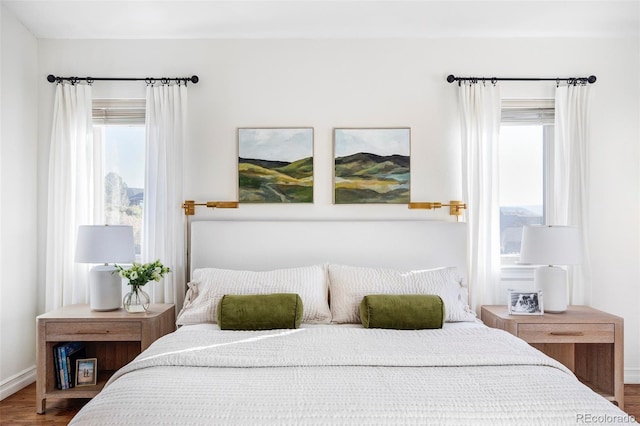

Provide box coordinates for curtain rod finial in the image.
[47,74,56,83]
[446,75,456,83]
[191,75,199,84]
[588,75,597,84]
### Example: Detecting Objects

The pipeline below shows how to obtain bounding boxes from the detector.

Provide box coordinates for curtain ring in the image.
[161,78,170,85]
[556,78,560,88]
[86,77,94,85]
[491,77,497,86]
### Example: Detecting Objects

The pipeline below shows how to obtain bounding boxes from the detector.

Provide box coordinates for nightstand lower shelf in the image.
[43,370,115,399]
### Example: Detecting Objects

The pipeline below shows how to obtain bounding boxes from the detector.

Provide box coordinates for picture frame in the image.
[238,127,314,203]
[508,290,544,315]
[75,358,98,387]
[333,128,410,204]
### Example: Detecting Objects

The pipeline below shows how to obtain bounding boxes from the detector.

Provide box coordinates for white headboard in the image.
[190,219,467,279]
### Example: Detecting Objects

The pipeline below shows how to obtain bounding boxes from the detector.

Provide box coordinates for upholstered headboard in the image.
[189,219,467,279]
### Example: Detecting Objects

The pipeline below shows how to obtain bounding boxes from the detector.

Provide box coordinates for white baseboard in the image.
[625,368,640,384]
[0,366,36,401]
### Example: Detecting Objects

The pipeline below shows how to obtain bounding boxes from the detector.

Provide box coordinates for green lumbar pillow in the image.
[217,293,303,330]
[359,294,445,329]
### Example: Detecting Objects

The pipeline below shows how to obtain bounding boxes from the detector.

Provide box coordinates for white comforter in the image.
[70,324,634,425]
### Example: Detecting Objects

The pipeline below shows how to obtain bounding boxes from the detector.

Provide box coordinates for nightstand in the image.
[481,305,624,409]
[36,303,175,414]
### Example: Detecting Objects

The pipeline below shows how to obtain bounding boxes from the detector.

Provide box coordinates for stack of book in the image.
[53,342,87,389]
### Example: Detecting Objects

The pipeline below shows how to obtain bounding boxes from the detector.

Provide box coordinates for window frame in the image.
[499,100,555,277]
[92,99,146,260]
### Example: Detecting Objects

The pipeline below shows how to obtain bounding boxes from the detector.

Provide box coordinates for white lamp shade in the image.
[520,225,583,266]
[75,225,135,264]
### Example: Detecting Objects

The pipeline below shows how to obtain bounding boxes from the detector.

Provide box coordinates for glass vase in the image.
[123,286,150,313]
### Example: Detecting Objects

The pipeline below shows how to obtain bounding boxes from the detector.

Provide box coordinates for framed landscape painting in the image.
[333,128,410,204]
[238,128,314,203]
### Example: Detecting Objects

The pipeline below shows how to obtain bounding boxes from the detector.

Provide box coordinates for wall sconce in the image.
[182,200,239,216]
[182,200,239,282]
[408,200,467,220]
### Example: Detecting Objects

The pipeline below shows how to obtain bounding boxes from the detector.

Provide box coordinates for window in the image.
[93,99,146,256]
[499,100,554,264]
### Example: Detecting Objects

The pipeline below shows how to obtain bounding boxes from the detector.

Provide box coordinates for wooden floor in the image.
[1,383,639,424]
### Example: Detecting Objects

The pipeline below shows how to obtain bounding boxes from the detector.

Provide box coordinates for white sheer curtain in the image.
[552,84,593,304]
[458,82,502,313]
[46,83,100,310]
[142,83,187,310]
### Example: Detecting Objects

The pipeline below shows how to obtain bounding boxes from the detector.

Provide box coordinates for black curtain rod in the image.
[447,74,596,85]
[47,74,199,84]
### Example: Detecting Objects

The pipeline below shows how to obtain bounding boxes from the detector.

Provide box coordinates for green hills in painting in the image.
[239,152,409,204]
[239,157,313,203]
[334,152,410,204]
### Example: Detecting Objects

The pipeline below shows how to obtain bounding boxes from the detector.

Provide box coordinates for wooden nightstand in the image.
[36,303,175,414]
[481,305,624,409]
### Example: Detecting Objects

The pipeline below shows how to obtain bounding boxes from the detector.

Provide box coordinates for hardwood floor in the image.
[1,383,639,424]
[0,384,88,425]
[627,384,640,422]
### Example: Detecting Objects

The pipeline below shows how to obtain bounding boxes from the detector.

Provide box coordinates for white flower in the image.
[130,271,138,280]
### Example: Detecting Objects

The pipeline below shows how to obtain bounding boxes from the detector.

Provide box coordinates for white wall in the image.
[35,37,639,382]
[0,5,39,398]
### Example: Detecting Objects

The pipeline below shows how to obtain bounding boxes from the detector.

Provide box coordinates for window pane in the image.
[103,126,145,256]
[499,125,544,257]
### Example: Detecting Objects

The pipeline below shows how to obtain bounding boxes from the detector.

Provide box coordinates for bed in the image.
[69,220,635,425]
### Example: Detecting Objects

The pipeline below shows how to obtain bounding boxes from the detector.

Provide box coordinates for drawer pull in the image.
[550,331,584,336]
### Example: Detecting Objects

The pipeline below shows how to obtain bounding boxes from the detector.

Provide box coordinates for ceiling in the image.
[3,0,639,39]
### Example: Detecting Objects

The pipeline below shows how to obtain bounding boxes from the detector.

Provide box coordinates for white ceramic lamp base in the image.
[534,265,567,313]
[89,265,122,311]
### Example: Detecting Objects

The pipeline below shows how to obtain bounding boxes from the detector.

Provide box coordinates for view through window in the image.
[499,125,546,262]
[101,125,145,256]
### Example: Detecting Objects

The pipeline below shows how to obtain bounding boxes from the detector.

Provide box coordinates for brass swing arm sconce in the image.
[182,200,239,216]
[408,200,467,219]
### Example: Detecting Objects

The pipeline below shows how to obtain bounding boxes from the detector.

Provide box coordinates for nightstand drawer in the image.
[518,323,614,344]
[46,321,141,341]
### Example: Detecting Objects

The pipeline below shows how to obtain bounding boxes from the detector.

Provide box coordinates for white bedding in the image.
[69,324,634,425]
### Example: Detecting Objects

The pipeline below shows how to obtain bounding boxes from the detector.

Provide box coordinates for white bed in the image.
[69,220,635,425]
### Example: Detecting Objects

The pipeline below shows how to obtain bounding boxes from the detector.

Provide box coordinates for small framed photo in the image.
[75,358,97,387]
[508,290,544,315]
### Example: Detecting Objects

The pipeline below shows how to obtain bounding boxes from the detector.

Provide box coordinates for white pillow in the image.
[176,265,331,325]
[328,264,476,323]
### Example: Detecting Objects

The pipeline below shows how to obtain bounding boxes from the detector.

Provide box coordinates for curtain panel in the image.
[142,84,187,310]
[553,84,593,305]
[46,83,101,310]
[458,82,502,312]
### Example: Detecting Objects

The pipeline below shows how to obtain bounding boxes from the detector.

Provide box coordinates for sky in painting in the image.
[239,128,313,162]
[334,128,410,158]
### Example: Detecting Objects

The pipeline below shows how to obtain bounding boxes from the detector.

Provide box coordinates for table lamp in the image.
[75,225,135,311]
[519,225,583,313]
